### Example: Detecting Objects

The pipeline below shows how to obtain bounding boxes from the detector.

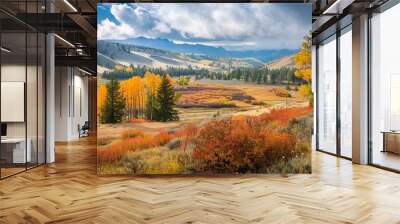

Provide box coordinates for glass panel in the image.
[27,31,38,169]
[0,1,46,178]
[339,28,352,158]
[1,30,27,177]
[38,32,45,165]
[26,0,40,170]
[317,35,337,154]
[371,4,400,171]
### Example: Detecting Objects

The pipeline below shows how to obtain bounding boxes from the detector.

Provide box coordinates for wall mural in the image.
[97,3,313,175]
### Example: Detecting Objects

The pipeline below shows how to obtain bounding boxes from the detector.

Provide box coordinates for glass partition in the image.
[317,35,337,154]
[27,31,38,169]
[38,32,45,165]
[0,31,28,177]
[370,3,400,171]
[0,1,46,179]
[339,26,352,158]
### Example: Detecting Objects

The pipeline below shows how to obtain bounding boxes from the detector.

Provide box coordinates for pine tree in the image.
[155,75,178,122]
[101,76,126,123]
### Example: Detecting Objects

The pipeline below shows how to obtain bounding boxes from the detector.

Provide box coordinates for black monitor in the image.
[1,123,7,137]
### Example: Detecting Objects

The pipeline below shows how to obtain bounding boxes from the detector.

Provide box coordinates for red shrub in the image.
[192,117,297,173]
[182,124,198,152]
[154,130,174,146]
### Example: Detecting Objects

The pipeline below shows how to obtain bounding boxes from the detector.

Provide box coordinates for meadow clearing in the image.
[97,78,312,175]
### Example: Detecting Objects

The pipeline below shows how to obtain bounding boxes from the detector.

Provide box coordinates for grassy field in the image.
[98,79,312,175]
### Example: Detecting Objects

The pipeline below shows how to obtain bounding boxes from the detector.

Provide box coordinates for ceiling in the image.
[1,0,392,73]
[0,0,97,74]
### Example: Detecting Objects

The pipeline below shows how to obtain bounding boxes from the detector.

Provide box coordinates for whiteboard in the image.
[1,82,25,122]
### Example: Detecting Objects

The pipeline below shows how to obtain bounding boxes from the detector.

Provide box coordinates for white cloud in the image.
[98,3,311,50]
[98,18,136,40]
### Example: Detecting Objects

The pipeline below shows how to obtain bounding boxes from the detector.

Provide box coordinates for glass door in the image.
[370,3,400,171]
[317,35,337,154]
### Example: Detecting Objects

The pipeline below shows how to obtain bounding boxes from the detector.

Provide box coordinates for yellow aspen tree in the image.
[294,35,312,106]
[97,84,107,120]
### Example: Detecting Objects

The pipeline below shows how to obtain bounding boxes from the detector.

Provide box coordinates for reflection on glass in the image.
[27,32,38,169]
[0,0,47,178]
[1,32,27,177]
[340,28,352,158]
[318,36,337,154]
[371,3,400,171]
[38,33,46,165]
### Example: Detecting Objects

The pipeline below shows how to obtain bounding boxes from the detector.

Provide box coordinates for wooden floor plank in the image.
[0,137,399,223]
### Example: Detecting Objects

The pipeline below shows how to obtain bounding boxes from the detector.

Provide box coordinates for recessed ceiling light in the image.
[54,34,75,48]
[78,67,92,76]
[1,47,11,53]
[63,0,78,12]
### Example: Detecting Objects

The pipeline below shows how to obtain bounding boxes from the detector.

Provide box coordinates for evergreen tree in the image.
[101,76,126,123]
[155,75,179,122]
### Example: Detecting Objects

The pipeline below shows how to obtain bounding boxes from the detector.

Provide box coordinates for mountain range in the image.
[105,37,298,63]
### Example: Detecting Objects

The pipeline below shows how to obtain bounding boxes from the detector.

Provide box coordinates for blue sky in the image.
[97,3,311,51]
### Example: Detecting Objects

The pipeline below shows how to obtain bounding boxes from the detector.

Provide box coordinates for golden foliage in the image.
[120,76,146,118]
[294,36,311,82]
[298,84,312,99]
[97,84,107,119]
[294,35,313,104]
[144,71,162,96]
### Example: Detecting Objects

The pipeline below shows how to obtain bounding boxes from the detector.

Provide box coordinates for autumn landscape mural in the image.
[97,3,313,175]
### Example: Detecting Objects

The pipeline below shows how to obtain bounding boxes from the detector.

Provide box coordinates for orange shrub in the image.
[255,106,312,126]
[121,129,144,139]
[153,130,174,146]
[98,130,175,164]
[192,117,298,173]
[128,118,148,123]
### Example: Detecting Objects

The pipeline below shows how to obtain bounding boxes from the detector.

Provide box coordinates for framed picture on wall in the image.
[96,2,313,175]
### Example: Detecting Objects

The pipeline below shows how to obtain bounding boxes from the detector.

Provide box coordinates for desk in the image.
[1,138,31,163]
[381,131,400,154]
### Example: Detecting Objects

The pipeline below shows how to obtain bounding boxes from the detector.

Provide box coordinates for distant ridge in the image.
[105,37,298,63]
[266,55,296,70]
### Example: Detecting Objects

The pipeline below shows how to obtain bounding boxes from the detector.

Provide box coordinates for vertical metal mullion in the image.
[36,0,39,167]
[44,33,47,164]
[336,28,341,157]
[367,11,373,165]
[44,0,48,164]
[316,44,320,151]
[25,0,28,171]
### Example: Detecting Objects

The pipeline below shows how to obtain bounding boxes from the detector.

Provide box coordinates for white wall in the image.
[55,67,89,141]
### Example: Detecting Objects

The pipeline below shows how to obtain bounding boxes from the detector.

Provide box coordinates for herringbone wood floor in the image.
[0,137,400,224]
